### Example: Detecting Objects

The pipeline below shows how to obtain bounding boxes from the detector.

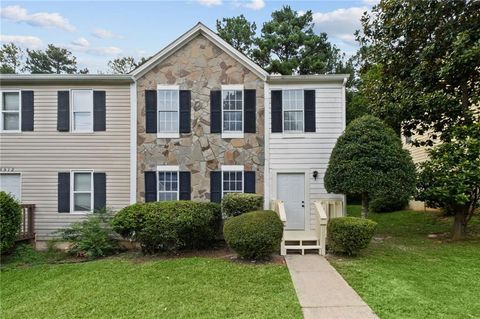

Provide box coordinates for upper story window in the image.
[1,91,21,132]
[72,171,93,212]
[222,85,243,137]
[157,86,179,137]
[283,90,304,132]
[71,90,93,132]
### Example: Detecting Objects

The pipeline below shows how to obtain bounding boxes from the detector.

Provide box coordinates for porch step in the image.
[284,245,322,255]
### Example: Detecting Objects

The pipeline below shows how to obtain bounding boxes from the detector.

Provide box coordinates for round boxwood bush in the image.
[222,193,264,217]
[223,210,283,260]
[0,191,22,254]
[112,201,221,254]
[328,217,377,256]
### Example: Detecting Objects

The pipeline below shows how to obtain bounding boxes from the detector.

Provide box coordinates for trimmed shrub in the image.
[324,115,416,217]
[57,208,120,259]
[224,210,283,260]
[328,217,377,256]
[112,201,221,254]
[0,191,22,254]
[222,193,264,217]
[369,193,408,213]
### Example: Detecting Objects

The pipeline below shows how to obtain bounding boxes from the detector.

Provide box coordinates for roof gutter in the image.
[0,74,134,85]
[267,74,349,84]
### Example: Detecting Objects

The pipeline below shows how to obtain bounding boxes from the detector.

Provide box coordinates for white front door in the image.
[277,173,305,230]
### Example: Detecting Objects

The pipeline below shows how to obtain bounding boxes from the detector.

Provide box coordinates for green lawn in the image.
[329,205,480,319]
[1,250,301,319]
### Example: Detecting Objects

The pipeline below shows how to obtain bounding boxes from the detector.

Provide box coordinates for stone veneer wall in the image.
[136,35,265,202]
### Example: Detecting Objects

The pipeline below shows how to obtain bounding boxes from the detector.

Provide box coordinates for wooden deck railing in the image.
[17,204,35,241]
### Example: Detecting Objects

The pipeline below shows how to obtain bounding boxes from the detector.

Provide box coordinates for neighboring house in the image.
[0,75,133,240]
[0,23,347,254]
[402,106,479,211]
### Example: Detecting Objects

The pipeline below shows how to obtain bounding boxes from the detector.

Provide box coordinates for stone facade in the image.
[136,34,265,202]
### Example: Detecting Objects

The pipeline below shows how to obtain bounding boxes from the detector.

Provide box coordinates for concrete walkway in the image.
[285,255,378,319]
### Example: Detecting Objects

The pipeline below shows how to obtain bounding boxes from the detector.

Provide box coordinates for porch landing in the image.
[286,255,378,319]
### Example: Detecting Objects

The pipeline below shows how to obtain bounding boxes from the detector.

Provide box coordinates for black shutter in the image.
[58,172,70,213]
[93,91,106,131]
[144,171,157,202]
[304,90,316,132]
[21,91,34,131]
[145,90,157,133]
[179,171,191,200]
[93,173,106,210]
[210,90,221,133]
[210,171,222,203]
[179,90,191,133]
[57,91,70,132]
[244,89,256,133]
[244,171,256,193]
[271,90,282,133]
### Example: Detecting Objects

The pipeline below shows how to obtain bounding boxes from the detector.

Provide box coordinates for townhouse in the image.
[0,23,347,253]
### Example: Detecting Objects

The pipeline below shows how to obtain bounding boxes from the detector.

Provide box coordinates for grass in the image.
[0,246,301,319]
[328,205,480,319]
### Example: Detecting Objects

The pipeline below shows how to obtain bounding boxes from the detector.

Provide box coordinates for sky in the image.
[0,0,378,73]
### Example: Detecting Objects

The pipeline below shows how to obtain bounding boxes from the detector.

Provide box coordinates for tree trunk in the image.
[452,205,468,240]
[361,193,369,219]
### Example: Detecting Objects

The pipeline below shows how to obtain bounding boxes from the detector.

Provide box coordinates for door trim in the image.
[272,169,309,231]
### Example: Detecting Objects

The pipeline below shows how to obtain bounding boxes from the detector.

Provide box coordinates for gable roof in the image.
[130,22,269,80]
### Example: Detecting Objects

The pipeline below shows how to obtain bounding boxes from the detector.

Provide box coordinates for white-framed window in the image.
[221,165,243,197]
[71,89,93,132]
[283,90,304,132]
[0,173,22,201]
[157,165,179,201]
[157,85,179,138]
[1,90,21,132]
[71,170,93,213]
[222,85,243,137]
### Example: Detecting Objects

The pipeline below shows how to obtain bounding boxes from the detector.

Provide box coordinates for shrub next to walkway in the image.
[328,217,377,256]
[222,193,263,217]
[224,210,283,260]
[0,191,22,254]
[112,201,221,253]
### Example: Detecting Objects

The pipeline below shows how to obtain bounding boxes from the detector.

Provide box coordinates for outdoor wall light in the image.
[313,170,318,180]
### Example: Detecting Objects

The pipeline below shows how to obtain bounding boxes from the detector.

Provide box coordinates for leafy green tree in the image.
[358,0,480,145]
[107,56,149,74]
[108,56,137,74]
[416,123,480,240]
[253,6,342,75]
[325,115,416,218]
[25,44,77,74]
[216,15,257,56]
[0,43,23,74]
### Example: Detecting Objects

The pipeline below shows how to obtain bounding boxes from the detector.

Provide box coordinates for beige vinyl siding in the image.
[267,84,345,230]
[0,84,131,240]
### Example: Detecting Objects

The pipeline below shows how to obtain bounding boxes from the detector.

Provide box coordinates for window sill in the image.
[157,133,180,139]
[0,131,22,134]
[68,211,93,215]
[281,132,306,138]
[222,133,244,139]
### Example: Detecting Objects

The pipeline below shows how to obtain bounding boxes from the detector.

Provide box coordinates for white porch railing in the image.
[313,201,328,255]
[271,199,287,255]
[314,199,344,255]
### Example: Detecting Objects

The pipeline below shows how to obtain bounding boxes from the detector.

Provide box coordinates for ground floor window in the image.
[72,171,93,212]
[158,171,178,201]
[222,165,243,197]
[0,173,21,200]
